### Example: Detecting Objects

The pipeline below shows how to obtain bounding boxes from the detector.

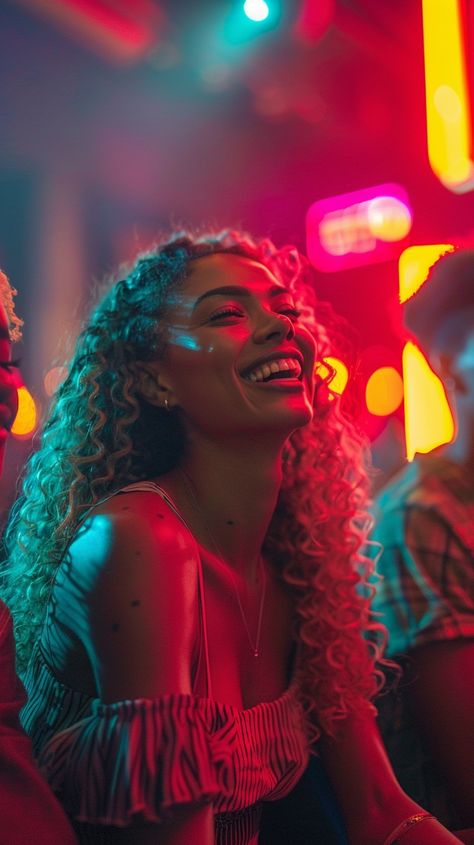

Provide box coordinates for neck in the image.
[162,433,285,579]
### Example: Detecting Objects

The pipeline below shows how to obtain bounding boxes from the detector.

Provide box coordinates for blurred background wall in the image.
[1,0,473,513]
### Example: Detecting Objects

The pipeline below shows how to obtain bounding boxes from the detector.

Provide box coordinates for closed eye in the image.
[208,307,245,321]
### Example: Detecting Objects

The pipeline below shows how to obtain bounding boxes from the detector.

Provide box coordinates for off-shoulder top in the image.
[21,482,309,844]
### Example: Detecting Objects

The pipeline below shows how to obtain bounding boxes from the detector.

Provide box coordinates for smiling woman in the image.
[1,231,466,845]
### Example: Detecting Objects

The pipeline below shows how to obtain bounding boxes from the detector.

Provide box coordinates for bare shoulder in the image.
[64,491,200,700]
[68,490,198,592]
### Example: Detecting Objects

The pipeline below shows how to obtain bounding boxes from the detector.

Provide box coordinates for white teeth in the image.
[244,357,302,382]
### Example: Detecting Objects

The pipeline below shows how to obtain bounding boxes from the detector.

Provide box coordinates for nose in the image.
[253,312,295,344]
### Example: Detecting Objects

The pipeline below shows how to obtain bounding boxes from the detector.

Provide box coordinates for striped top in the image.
[21,482,309,844]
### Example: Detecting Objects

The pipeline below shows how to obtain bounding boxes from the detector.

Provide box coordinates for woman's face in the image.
[0,301,18,473]
[154,253,317,440]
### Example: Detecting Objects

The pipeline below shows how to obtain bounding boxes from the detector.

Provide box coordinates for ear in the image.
[130,362,176,409]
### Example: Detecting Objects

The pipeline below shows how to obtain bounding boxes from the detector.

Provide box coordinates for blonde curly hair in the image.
[0,270,23,342]
[2,229,385,741]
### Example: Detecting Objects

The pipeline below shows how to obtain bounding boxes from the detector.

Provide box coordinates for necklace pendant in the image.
[254,648,259,658]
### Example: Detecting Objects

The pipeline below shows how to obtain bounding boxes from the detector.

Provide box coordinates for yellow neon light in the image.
[399,243,454,303]
[422,0,474,192]
[315,356,349,395]
[402,341,454,461]
[11,387,38,439]
[366,367,404,416]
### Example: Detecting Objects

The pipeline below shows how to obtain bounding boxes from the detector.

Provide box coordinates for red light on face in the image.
[306,183,412,272]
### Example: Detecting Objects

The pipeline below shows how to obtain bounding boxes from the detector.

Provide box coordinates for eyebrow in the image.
[192,284,293,310]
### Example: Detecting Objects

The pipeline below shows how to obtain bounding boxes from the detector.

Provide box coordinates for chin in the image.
[266,400,314,433]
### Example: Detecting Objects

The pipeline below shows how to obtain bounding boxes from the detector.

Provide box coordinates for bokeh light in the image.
[315,357,349,396]
[399,243,454,304]
[365,367,404,416]
[403,341,454,461]
[11,387,38,439]
[44,366,68,397]
[367,196,412,242]
[307,183,412,272]
[243,0,270,22]
[422,0,474,191]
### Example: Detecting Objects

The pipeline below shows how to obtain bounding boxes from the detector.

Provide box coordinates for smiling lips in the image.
[243,356,303,383]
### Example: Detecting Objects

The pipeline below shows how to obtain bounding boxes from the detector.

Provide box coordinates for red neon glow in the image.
[19,0,163,62]
[306,183,412,272]
[403,341,454,461]
[293,0,334,43]
[422,0,474,192]
[399,243,454,304]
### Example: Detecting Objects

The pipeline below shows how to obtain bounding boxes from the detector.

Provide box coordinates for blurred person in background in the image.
[371,249,474,843]
[0,270,77,844]
[2,231,468,845]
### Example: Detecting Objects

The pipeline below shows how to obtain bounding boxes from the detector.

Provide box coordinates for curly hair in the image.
[2,229,385,741]
[0,269,23,342]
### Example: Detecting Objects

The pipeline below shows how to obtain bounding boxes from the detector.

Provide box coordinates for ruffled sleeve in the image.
[38,694,238,826]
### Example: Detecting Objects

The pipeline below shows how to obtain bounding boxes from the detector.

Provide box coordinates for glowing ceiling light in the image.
[307,183,412,272]
[399,243,454,304]
[315,357,349,396]
[243,0,270,22]
[365,367,404,416]
[422,0,474,192]
[11,386,38,439]
[402,341,454,461]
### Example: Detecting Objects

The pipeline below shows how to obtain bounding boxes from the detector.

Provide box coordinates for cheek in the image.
[297,327,317,369]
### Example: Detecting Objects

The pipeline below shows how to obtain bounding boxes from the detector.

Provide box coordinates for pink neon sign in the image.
[306,183,412,272]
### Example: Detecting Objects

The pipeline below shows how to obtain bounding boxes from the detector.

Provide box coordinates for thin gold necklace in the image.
[179,468,267,658]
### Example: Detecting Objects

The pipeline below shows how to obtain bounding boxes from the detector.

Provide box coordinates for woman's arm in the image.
[70,493,214,844]
[321,710,464,845]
